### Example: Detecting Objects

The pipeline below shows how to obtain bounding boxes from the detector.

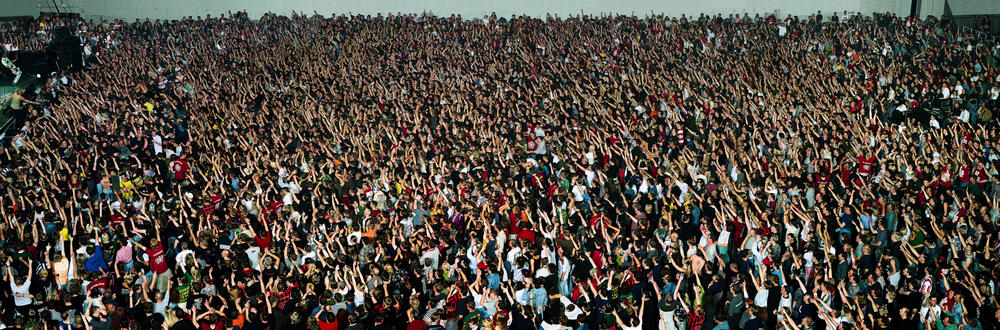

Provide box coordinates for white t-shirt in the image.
[560,296,583,320]
[152,135,163,155]
[572,185,586,202]
[540,321,572,330]
[659,310,678,330]
[958,109,970,123]
[780,294,793,310]
[920,304,941,320]
[889,272,901,288]
[175,249,195,265]
[246,247,261,271]
[619,320,642,330]
[717,230,731,246]
[11,280,32,306]
[754,288,769,307]
[535,267,551,279]
[514,288,530,306]
[675,180,690,202]
[506,247,522,266]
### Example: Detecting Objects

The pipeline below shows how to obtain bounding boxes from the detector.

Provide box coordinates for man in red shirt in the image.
[87,275,109,292]
[813,170,832,188]
[134,220,170,293]
[313,306,343,330]
[857,154,876,177]
[517,221,536,243]
[957,165,971,185]
[170,157,190,183]
[838,163,853,184]
[254,229,272,252]
[137,238,168,274]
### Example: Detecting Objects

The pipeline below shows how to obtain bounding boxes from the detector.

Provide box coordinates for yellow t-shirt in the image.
[122,180,135,200]
[59,227,69,241]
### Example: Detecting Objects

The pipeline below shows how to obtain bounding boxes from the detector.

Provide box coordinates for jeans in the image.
[120,261,134,273]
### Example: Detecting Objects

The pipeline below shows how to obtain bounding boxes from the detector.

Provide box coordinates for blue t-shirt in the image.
[859,214,873,230]
[530,288,549,311]
[86,245,109,272]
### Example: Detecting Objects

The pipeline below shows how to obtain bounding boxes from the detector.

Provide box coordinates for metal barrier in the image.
[0,115,15,144]
[961,26,999,42]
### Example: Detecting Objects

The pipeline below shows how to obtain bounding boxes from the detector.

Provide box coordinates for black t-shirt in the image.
[91,319,113,330]
[372,324,394,330]
[169,319,197,330]
[273,309,289,329]
[510,309,535,330]
[978,303,998,330]
[455,296,473,317]
[897,291,921,309]
[242,320,271,330]
[572,258,592,280]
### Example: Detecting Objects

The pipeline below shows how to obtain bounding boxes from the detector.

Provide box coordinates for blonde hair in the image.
[163,310,179,327]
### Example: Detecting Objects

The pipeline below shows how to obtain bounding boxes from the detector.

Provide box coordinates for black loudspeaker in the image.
[9,51,52,75]
[47,26,81,72]
[70,43,82,68]
[52,26,73,44]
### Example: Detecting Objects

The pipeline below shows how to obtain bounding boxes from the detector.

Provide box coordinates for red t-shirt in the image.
[255,231,272,251]
[588,214,602,227]
[171,158,190,181]
[517,229,536,243]
[591,250,604,270]
[857,155,875,176]
[940,168,953,187]
[814,172,832,188]
[839,165,852,183]
[958,166,971,183]
[110,212,126,225]
[318,319,338,330]
[88,277,108,292]
[507,213,521,233]
[200,320,226,330]
[146,242,168,274]
[407,320,428,330]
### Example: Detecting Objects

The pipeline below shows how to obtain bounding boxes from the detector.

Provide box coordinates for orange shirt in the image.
[231,313,245,328]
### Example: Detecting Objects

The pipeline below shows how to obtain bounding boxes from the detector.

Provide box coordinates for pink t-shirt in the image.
[116,244,133,263]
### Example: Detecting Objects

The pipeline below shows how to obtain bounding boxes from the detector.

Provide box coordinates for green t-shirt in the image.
[908,230,925,247]
[461,309,484,330]
[176,272,195,303]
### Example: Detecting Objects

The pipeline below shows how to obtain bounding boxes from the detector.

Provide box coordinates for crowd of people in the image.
[1,8,999,330]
